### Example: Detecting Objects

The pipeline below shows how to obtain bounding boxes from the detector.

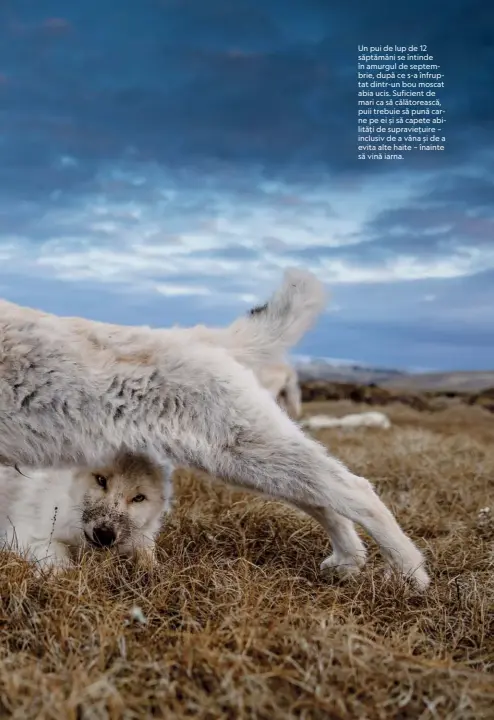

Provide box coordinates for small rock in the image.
[124,605,147,626]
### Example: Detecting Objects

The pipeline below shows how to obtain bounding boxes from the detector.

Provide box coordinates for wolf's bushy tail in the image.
[224,268,327,368]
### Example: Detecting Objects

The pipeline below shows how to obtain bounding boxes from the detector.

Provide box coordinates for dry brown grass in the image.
[1,402,493,719]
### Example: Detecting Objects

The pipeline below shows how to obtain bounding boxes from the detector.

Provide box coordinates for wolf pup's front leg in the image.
[28,539,73,574]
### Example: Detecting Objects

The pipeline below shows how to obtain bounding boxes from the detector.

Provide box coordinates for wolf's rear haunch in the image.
[0,268,430,590]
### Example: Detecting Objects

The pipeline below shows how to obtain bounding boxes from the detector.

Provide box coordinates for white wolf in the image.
[0,269,429,589]
[0,452,174,571]
[257,362,302,419]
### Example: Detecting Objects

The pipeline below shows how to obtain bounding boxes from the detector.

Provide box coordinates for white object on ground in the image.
[302,411,391,430]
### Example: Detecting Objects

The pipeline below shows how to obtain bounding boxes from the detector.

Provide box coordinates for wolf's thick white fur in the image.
[0,269,429,589]
[0,454,174,571]
[258,362,302,419]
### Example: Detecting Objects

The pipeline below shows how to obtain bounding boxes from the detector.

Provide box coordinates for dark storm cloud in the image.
[427,174,494,210]
[273,165,494,272]
[1,0,492,196]
[356,169,494,261]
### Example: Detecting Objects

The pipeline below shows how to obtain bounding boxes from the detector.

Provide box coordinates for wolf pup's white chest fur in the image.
[0,453,174,572]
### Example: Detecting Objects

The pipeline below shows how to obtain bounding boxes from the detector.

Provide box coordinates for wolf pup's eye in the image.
[132,494,146,503]
[94,474,107,490]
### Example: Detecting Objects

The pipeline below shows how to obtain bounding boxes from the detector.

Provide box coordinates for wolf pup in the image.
[0,452,174,571]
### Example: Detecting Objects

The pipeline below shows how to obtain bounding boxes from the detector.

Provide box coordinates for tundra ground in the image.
[0,401,493,719]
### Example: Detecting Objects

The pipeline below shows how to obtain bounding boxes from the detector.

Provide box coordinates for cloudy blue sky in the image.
[0,0,493,371]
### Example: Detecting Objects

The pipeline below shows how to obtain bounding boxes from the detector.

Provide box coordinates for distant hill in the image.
[293,356,407,385]
[292,356,494,392]
[382,371,494,392]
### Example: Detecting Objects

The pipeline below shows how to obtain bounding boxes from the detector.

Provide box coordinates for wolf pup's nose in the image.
[92,525,116,547]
